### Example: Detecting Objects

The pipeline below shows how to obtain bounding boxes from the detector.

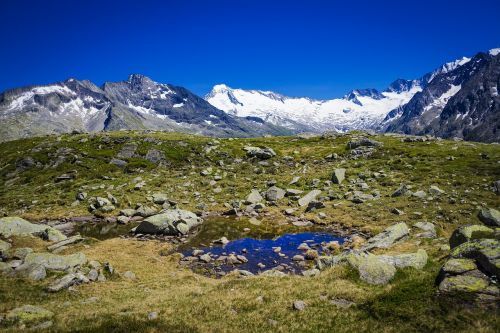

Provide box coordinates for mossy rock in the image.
[449,224,495,249]
[21,252,86,271]
[357,255,396,285]
[442,259,477,275]
[438,275,490,294]
[450,239,500,277]
[5,305,54,326]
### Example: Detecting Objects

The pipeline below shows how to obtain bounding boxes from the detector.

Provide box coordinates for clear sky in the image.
[1,0,499,99]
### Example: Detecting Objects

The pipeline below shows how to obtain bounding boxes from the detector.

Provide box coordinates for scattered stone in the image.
[478,208,500,227]
[361,223,409,251]
[378,249,428,269]
[302,268,320,277]
[264,186,286,201]
[391,184,409,197]
[199,254,211,263]
[429,185,445,196]
[20,252,86,271]
[246,189,263,204]
[147,312,158,320]
[47,235,83,252]
[332,168,346,184]
[330,298,355,308]
[152,193,168,205]
[244,146,276,160]
[298,190,321,207]
[413,222,436,238]
[292,255,305,261]
[293,300,306,311]
[123,271,137,280]
[47,272,89,292]
[390,208,405,215]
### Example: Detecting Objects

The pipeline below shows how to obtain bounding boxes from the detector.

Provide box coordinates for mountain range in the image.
[1,48,499,142]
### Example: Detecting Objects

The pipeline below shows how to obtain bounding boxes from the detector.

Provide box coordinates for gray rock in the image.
[286,188,304,197]
[450,238,500,277]
[246,189,263,204]
[47,235,84,252]
[391,184,409,197]
[76,192,87,201]
[449,225,495,249]
[298,190,321,207]
[120,209,136,217]
[412,190,427,199]
[199,254,211,263]
[147,312,158,320]
[152,193,168,205]
[117,143,137,158]
[438,275,491,294]
[429,185,445,196]
[493,180,500,195]
[135,209,202,235]
[47,272,89,292]
[361,223,409,251]
[264,186,285,201]
[145,149,165,163]
[21,252,86,271]
[0,217,66,242]
[332,168,346,184]
[305,201,325,212]
[293,300,306,311]
[88,269,99,281]
[244,146,276,160]
[378,249,428,269]
[110,158,127,168]
[478,208,500,227]
[357,255,396,285]
[134,205,158,218]
[441,258,477,275]
[413,222,436,238]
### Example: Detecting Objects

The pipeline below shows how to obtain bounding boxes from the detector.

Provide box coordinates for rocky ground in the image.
[0,130,498,332]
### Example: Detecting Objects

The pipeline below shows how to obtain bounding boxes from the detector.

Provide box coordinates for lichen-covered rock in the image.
[378,249,428,269]
[449,224,495,249]
[450,238,500,277]
[135,209,202,235]
[20,252,86,271]
[5,305,54,326]
[361,223,409,251]
[442,259,477,275]
[0,217,66,242]
[478,208,500,227]
[357,255,396,285]
[438,275,491,294]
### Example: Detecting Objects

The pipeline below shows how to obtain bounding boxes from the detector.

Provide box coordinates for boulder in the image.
[246,189,263,204]
[20,252,86,271]
[441,259,477,275]
[438,275,491,294]
[378,249,428,269]
[478,208,500,227]
[449,225,495,249]
[47,235,84,252]
[244,146,276,160]
[0,217,66,242]
[357,255,396,285]
[450,239,500,277]
[361,223,409,251]
[135,209,202,235]
[332,168,346,184]
[298,190,321,207]
[264,186,285,201]
[17,264,46,281]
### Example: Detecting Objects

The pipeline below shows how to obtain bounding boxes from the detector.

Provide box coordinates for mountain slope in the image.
[384,50,500,142]
[0,75,292,142]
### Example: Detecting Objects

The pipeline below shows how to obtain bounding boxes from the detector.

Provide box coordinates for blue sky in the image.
[1,0,499,99]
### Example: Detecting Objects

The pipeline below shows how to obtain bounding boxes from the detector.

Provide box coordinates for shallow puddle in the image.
[181,231,345,275]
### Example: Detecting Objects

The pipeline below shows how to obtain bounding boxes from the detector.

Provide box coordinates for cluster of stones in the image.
[317,222,429,285]
[0,217,124,294]
[437,207,500,302]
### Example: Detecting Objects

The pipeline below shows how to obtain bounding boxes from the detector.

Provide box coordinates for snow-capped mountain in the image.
[0,75,292,142]
[205,83,421,133]
[206,48,500,142]
[384,49,500,142]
